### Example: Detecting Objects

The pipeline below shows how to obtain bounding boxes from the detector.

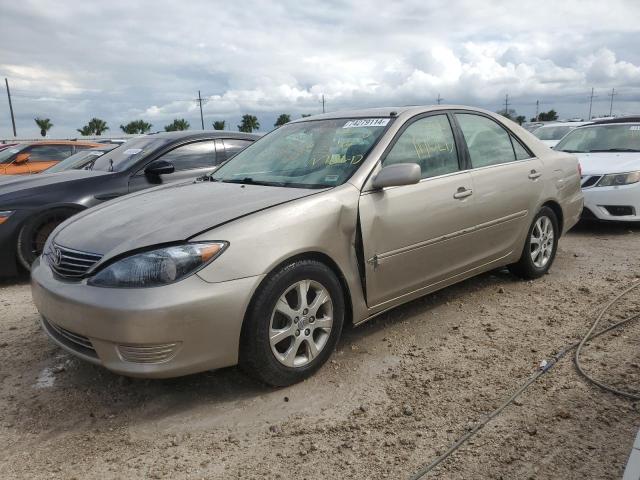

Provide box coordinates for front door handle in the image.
[453,187,473,199]
[528,170,542,180]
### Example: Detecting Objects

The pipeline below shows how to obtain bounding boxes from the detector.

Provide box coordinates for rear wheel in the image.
[508,206,559,279]
[239,259,345,387]
[16,208,78,270]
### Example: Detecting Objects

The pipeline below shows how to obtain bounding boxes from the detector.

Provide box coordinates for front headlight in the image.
[597,171,640,187]
[88,242,228,288]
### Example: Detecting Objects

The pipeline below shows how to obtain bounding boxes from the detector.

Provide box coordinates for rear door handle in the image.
[528,170,542,180]
[453,187,473,199]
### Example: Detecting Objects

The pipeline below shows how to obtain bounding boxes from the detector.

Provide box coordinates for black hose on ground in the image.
[409,280,640,480]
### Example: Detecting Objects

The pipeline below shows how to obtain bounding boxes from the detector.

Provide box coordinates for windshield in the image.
[210,118,391,188]
[555,124,640,153]
[44,148,109,173]
[89,136,171,172]
[534,126,574,141]
[0,144,27,164]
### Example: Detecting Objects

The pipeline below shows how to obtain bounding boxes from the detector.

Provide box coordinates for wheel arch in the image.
[240,250,354,344]
[541,199,564,234]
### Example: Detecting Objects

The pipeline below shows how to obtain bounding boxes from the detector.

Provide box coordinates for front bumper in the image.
[31,256,264,378]
[582,182,640,222]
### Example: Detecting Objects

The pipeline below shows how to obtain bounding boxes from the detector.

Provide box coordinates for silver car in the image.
[31,106,583,386]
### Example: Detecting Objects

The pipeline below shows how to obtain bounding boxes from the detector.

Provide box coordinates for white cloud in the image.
[1,0,640,137]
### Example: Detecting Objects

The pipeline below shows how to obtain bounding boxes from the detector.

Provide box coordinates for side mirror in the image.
[372,163,421,189]
[14,153,30,164]
[144,160,174,176]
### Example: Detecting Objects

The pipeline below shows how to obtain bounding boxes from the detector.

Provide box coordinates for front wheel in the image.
[508,207,559,279]
[239,259,345,387]
[16,208,78,270]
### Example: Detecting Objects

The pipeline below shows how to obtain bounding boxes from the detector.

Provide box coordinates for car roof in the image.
[536,122,591,128]
[590,116,640,125]
[146,130,261,140]
[89,144,118,151]
[25,140,102,146]
[288,105,524,124]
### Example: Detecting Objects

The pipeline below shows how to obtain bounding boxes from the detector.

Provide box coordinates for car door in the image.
[359,112,478,308]
[128,140,218,193]
[453,112,544,262]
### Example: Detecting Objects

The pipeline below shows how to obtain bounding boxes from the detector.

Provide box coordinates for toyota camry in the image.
[31,106,583,386]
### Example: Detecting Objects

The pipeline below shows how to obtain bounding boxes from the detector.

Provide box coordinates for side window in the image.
[29,145,73,162]
[456,114,516,168]
[223,139,253,160]
[511,138,531,160]
[383,115,459,179]
[158,141,216,171]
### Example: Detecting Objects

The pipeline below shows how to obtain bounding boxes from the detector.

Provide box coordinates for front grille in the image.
[47,243,103,278]
[42,317,98,358]
[581,175,602,188]
[117,343,181,364]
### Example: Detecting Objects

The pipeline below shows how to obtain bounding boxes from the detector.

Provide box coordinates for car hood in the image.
[574,152,640,175]
[541,140,559,148]
[0,169,108,196]
[52,181,323,262]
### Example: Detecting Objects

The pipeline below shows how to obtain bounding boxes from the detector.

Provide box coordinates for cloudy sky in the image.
[1,0,640,138]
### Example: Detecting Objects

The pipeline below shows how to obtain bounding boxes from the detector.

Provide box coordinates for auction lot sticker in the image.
[343,118,390,128]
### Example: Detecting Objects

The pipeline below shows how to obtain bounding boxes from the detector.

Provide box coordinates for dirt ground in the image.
[1,220,640,480]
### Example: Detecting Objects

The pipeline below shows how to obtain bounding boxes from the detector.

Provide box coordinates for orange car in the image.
[0,140,102,175]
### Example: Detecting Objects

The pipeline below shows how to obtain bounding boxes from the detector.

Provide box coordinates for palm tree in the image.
[34,118,53,137]
[212,120,226,130]
[88,118,109,136]
[238,114,259,133]
[164,118,190,131]
[120,120,153,134]
[77,125,93,136]
[274,114,291,127]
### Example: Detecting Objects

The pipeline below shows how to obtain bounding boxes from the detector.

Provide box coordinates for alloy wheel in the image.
[269,279,333,368]
[530,215,554,268]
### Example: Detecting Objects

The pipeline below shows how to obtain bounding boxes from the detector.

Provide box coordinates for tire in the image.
[239,259,345,387]
[16,208,78,270]
[508,206,559,280]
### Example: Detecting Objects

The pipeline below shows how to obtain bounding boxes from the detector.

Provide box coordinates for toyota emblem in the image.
[53,247,62,266]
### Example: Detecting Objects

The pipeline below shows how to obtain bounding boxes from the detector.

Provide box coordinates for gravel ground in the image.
[1,220,639,479]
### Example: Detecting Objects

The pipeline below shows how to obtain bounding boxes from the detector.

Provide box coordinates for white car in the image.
[555,117,640,222]
[533,122,591,148]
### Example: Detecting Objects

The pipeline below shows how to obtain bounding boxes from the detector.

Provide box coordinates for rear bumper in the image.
[582,183,640,222]
[31,256,264,378]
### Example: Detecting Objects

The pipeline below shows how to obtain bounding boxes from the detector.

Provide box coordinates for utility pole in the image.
[588,87,596,120]
[503,93,510,116]
[196,90,205,130]
[535,100,539,121]
[321,94,326,113]
[5,78,16,137]
[436,93,443,105]
[608,88,617,117]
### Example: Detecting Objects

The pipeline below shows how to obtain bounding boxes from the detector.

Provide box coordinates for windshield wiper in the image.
[588,148,640,153]
[220,177,285,187]
[558,149,586,153]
